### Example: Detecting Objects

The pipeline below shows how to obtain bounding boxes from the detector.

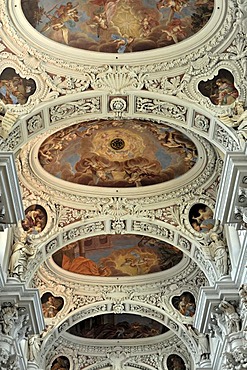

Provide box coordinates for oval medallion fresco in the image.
[38,119,198,188]
[52,235,183,277]
[21,0,214,53]
[22,205,47,234]
[67,313,169,339]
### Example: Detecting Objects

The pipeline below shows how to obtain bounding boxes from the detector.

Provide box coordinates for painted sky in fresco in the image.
[21,0,214,53]
[38,119,198,188]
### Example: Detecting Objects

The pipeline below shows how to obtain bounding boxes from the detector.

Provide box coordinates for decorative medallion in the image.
[198,69,239,106]
[21,205,47,234]
[172,291,196,317]
[0,68,36,105]
[51,356,70,370]
[41,293,64,318]
[110,137,125,150]
[189,203,214,233]
[167,354,186,370]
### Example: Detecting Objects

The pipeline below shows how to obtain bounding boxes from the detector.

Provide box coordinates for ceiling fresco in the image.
[67,313,169,339]
[52,235,183,277]
[21,0,214,53]
[38,119,198,188]
[0,68,36,105]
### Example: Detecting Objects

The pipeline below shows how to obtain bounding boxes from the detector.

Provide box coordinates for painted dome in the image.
[21,0,214,53]
[38,119,198,188]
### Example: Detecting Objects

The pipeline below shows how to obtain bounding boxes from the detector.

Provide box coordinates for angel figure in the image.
[41,16,70,44]
[219,101,246,127]
[41,2,79,44]
[157,0,189,24]
[111,34,134,53]
[88,12,108,37]
[28,334,42,363]
[89,0,120,26]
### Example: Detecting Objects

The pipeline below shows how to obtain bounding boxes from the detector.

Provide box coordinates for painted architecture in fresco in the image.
[38,119,198,188]
[21,0,214,53]
[0,68,36,105]
[68,313,168,339]
[53,235,183,277]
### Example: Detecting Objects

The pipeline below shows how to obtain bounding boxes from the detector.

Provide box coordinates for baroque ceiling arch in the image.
[24,219,216,285]
[40,299,199,366]
[0,89,241,155]
[45,332,193,370]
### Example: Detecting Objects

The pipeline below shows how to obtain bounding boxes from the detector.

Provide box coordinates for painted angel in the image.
[157,0,189,24]
[111,34,134,53]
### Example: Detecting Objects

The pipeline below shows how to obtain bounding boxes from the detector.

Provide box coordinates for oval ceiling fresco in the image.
[67,313,169,339]
[38,119,198,188]
[21,0,214,53]
[52,234,183,277]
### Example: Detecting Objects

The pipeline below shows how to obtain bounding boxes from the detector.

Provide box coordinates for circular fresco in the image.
[38,119,198,188]
[21,0,214,53]
[52,234,183,277]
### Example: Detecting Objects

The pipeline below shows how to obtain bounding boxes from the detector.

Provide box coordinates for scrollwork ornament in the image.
[91,65,146,93]
[223,345,247,370]
[49,97,101,123]
[135,97,187,122]
[46,239,58,254]
[57,321,69,334]
[27,114,44,135]
[0,348,10,367]
[178,237,191,251]
[0,125,22,151]
[194,114,210,132]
